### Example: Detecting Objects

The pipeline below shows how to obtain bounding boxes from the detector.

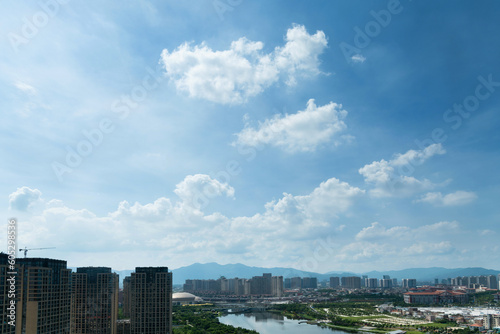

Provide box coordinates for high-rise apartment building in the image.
[123,276,131,318]
[290,277,302,289]
[341,276,361,289]
[402,278,417,289]
[271,276,283,297]
[487,275,498,290]
[302,277,317,289]
[361,275,368,287]
[366,278,378,288]
[17,257,71,333]
[130,267,172,334]
[391,278,398,287]
[71,267,119,334]
[329,276,340,288]
[380,278,393,289]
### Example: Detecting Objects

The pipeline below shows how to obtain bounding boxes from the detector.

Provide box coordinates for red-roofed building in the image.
[404,289,468,304]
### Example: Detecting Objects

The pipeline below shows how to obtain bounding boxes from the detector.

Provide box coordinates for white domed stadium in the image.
[172,292,204,305]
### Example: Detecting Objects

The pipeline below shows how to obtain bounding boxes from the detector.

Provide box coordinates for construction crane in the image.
[19,247,56,258]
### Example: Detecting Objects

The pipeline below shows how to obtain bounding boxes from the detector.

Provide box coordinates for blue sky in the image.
[1,1,499,272]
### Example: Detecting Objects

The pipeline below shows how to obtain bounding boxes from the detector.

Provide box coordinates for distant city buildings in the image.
[402,278,417,289]
[448,275,498,290]
[329,276,340,288]
[283,276,317,290]
[366,278,379,288]
[327,275,417,290]
[341,276,362,289]
[183,273,284,297]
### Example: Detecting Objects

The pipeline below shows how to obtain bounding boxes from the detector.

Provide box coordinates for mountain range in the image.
[112,263,500,286]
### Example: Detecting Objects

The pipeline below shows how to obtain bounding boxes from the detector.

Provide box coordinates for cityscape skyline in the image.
[2,1,500,273]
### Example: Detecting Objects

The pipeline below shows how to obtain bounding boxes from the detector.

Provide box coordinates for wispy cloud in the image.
[358,144,446,197]
[351,54,366,63]
[14,82,37,95]
[416,191,478,206]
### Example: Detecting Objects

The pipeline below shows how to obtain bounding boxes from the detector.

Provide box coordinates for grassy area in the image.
[342,315,389,321]
[322,323,363,333]
[424,322,459,328]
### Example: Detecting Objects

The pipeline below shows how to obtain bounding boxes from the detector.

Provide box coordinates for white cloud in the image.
[416,191,477,206]
[355,222,409,241]
[233,99,350,152]
[359,143,446,197]
[402,241,454,255]
[9,186,42,211]
[335,221,462,268]
[414,221,460,234]
[10,176,363,269]
[351,54,366,63]
[174,174,235,210]
[391,144,446,167]
[159,24,327,104]
[14,82,37,95]
[479,229,495,236]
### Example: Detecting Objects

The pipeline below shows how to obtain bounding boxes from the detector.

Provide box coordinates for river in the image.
[219,312,351,334]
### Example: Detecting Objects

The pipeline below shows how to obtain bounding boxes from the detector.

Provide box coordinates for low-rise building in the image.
[404,289,468,304]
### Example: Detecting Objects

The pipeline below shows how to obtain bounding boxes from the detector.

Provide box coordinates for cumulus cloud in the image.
[9,186,42,211]
[416,191,477,206]
[174,174,235,210]
[8,175,364,269]
[359,143,446,197]
[258,177,364,229]
[233,99,351,152]
[160,24,327,104]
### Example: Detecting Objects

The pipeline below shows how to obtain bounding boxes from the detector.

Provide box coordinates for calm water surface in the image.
[219,312,349,334]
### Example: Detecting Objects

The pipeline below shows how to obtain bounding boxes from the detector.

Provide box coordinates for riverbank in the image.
[268,302,476,334]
